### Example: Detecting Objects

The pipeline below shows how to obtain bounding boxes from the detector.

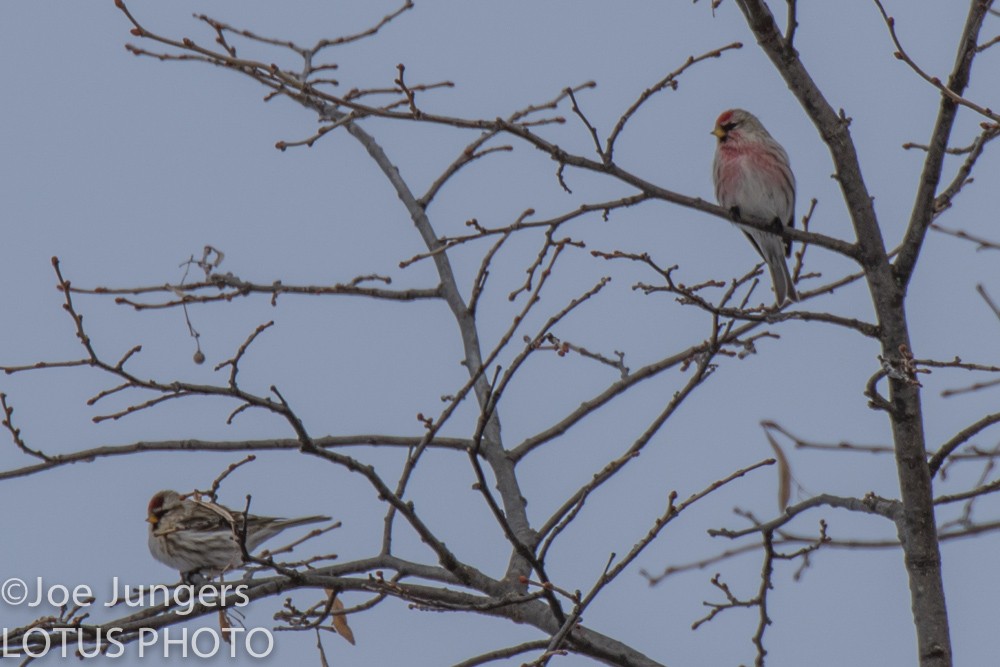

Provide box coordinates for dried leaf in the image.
[218,609,232,645]
[329,592,356,645]
[765,429,792,510]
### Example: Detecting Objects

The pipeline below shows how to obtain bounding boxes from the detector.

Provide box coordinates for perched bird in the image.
[712,108,799,306]
[147,490,330,582]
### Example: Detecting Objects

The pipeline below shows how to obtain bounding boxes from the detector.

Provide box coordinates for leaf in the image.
[764,428,792,511]
[218,609,233,645]
[328,591,356,646]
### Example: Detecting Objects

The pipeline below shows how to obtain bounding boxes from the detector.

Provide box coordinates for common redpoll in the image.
[147,490,330,582]
[712,108,799,306]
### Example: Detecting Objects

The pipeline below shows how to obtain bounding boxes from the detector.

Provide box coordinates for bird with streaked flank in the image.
[712,108,799,306]
[147,489,330,583]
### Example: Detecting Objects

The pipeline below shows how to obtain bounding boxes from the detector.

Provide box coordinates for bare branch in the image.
[930,224,1000,251]
[931,123,1000,216]
[537,349,720,546]
[709,492,902,539]
[451,641,553,667]
[605,42,742,161]
[565,86,605,162]
[77,273,442,309]
[929,412,1000,477]
[0,434,470,482]
[873,0,999,124]
[882,0,996,285]
[978,284,1000,321]
[0,393,52,462]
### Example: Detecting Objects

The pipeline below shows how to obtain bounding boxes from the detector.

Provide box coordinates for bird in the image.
[147,489,330,583]
[711,108,799,306]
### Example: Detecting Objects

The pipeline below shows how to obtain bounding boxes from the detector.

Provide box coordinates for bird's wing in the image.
[186,497,240,531]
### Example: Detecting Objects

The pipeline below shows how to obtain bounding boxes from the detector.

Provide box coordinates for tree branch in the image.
[888,0,995,286]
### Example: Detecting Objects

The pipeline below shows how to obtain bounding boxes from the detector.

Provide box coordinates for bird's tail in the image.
[739,226,799,307]
[765,252,798,306]
[246,514,331,551]
[273,515,331,530]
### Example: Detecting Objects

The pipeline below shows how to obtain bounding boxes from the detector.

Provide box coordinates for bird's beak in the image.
[146,515,158,525]
[711,126,726,139]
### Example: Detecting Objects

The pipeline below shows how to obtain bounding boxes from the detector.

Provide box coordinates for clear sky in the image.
[2,1,998,665]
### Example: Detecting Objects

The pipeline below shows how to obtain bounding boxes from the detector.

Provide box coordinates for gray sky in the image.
[2,1,999,665]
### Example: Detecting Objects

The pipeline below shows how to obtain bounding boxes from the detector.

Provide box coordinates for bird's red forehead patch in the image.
[148,494,164,514]
[716,110,734,126]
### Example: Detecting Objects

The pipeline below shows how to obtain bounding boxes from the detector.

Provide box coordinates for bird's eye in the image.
[722,122,738,132]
